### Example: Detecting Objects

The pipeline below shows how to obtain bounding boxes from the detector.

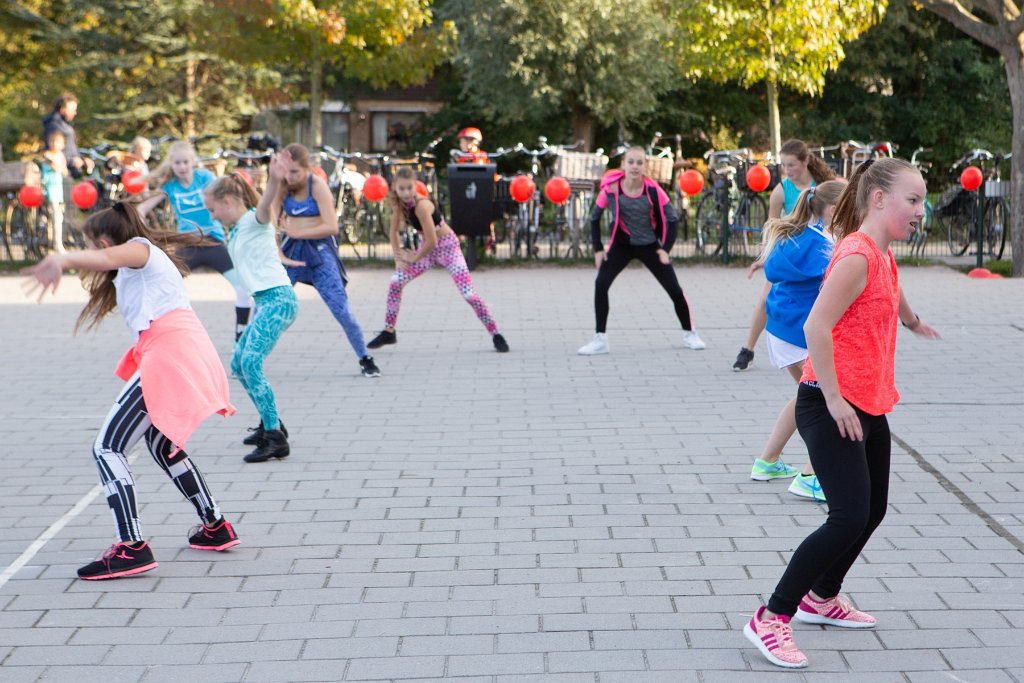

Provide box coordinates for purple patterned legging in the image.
[385,232,499,335]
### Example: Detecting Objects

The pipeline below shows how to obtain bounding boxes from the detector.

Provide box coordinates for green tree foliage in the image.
[213,0,455,146]
[443,0,675,150]
[0,0,276,154]
[671,0,887,155]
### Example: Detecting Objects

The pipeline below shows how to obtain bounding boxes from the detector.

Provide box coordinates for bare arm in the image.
[279,176,339,240]
[132,191,167,219]
[22,241,149,301]
[258,152,289,225]
[898,287,940,339]
[802,254,868,440]
[768,184,785,219]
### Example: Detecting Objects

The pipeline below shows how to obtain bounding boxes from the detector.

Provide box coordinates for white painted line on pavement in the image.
[0,454,139,589]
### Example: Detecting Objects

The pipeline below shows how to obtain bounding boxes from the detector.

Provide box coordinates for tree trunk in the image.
[1005,50,1023,276]
[571,106,594,152]
[766,79,781,159]
[310,42,323,148]
[184,57,197,140]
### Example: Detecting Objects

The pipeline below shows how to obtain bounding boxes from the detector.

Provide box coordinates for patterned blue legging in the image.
[287,242,369,359]
[231,285,299,431]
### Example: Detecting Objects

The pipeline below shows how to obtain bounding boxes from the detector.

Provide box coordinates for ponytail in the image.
[206,172,262,209]
[756,179,847,264]
[831,158,918,241]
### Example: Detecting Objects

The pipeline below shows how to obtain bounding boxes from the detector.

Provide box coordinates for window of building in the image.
[371,112,423,153]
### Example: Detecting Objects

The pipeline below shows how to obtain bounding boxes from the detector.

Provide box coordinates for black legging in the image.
[767,383,891,616]
[594,243,693,333]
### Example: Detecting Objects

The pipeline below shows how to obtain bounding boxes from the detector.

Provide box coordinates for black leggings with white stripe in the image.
[93,374,222,542]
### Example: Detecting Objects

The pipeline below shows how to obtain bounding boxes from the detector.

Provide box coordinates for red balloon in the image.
[746,165,771,193]
[122,169,147,194]
[960,166,983,192]
[509,175,535,203]
[18,185,44,208]
[678,169,704,196]
[363,174,389,202]
[71,181,99,210]
[312,166,328,182]
[544,176,571,204]
[415,180,429,197]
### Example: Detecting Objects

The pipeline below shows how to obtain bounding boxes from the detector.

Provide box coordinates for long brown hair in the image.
[387,166,420,222]
[206,172,262,210]
[284,143,312,169]
[831,158,919,241]
[75,202,201,332]
[780,139,836,184]
[756,180,846,265]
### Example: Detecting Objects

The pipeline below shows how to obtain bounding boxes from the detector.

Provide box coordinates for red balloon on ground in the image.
[312,166,328,182]
[18,185,44,208]
[544,176,571,204]
[510,175,535,203]
[122,170,146,194]
[960,166,983,192]
[746,165,771,193]
[967,267,1003,279]
[678,170,704,196]
[363,174,389,202]
[415,180,429,197]
[71,181,99,210]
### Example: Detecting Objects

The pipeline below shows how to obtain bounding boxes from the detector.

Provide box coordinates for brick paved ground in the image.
[0,261,1021,682]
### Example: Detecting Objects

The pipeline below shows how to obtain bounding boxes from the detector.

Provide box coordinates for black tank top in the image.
[406,199,444,233]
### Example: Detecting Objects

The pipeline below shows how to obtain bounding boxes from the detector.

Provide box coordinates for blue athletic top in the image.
[282,175,319,217]
[781,177,815,216]
[763,219,834,348]
[163,168,225,242]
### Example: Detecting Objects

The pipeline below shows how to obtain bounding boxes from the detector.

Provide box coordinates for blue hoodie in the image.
[764,220,834,348]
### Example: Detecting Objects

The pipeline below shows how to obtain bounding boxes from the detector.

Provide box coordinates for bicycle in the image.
[906,147,935,257]
[935,149,1008,260]
[0,161,51,261]
[693,148,769,260]
[551,148,607,259]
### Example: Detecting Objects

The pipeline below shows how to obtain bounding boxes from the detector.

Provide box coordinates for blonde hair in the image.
[206,172,262,210]
[756,180,846,265]
[831,158,919,241]
[150,140,197,188]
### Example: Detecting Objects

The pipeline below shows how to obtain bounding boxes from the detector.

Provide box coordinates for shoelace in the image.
[766,618,799,652]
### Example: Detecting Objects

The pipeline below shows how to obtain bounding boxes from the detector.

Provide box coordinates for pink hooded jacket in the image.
[589,170,677,252]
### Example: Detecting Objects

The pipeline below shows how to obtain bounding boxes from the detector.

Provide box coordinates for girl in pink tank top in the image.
[744,159,939,670]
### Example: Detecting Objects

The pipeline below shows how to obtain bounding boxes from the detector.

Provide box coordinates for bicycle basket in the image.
[493,177,517,219]
[644,157,673,184]
[0,161,42,193]
[554,151,608,181]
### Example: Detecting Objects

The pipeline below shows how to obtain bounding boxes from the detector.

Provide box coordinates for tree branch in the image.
[919,0,1005,47]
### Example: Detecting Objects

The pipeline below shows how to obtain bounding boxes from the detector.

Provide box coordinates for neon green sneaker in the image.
[750,458,800,481]
[788,474,826,502]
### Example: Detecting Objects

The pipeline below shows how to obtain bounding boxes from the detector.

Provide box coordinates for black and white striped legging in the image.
[93,373,222,542]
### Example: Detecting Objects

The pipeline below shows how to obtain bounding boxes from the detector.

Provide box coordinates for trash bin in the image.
[447,163,496,237]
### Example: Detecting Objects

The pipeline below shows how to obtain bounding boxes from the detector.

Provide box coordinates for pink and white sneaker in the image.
[795,593,876,628]
[743,605,808,668]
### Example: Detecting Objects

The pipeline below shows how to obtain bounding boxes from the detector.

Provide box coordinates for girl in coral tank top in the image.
[744,158,939,669]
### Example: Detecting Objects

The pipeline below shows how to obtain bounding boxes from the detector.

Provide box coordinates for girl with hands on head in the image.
[270,144,380,378]
[744,158,938,670]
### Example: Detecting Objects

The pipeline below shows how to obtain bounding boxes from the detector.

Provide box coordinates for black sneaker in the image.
[188,519,241,551]
[367,329,396,349]
[244,428,290,463]
[77,541,158,580]
[359,355,381,378]
[733,347,755,371]
[492,333,509,353]
[242,420,288,446]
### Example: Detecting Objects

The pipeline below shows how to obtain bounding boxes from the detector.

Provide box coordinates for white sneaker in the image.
[681,330,706,350]
[577,333,609,355]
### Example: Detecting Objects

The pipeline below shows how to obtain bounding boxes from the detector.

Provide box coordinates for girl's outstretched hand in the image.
[21,254,65,302]
[268,149,293,184]
[910,318,941,340]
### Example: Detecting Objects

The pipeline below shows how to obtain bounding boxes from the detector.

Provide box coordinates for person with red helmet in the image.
[454,127,489,165]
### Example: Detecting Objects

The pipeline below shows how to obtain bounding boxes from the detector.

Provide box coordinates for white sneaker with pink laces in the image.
[743,605,808,668]
[795,593,876,628]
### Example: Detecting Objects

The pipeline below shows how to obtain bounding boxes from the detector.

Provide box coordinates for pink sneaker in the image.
[795,593,876,628]
[743,605,808,668]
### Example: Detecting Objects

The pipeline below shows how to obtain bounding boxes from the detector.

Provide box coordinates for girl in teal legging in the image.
[204,163,299,464]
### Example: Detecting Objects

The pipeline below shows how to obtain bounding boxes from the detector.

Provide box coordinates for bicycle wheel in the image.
[694,192,723,255]
[984,198,1007,260]
[942,210,972,256]
[731,194,768,259]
